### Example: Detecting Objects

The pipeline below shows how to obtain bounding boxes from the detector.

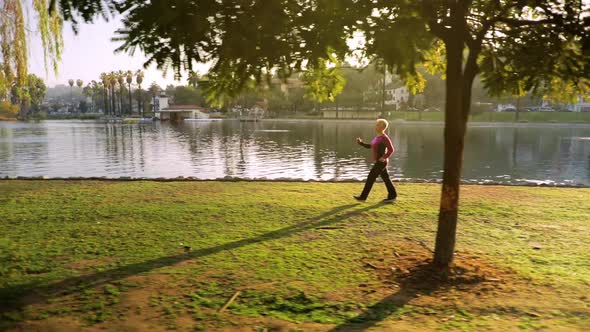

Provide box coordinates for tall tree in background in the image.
[108,72,117,117]
[58,0,589,267]
[27,74,46,114]
[117,71,125,116]
[188,71,200,88]
[135,70,144,117]
[82,84,92,112]
[100,73,110,116]
[126,71,133,115]
[149,83,161,114]
[68,79,74,102]
[76,79,83,111]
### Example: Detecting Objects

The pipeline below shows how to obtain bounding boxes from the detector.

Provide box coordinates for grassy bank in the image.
[1,181,589,331]
[388,111,590,123]
[315,111,590,123]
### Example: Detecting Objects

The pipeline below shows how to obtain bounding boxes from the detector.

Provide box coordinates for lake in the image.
[1,120,589,186]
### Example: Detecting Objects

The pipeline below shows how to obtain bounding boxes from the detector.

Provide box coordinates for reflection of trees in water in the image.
[465,126,590,183]
[136,125,147,171]
[92,121,590,183]
[103,124,120,170]
[0,126,16,165]
[0,123,50,176]
[397,125,443,179]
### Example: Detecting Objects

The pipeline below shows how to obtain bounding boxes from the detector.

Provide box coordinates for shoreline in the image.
[1,177,587,188]
[4,118,590,127]
[262,118,590,127]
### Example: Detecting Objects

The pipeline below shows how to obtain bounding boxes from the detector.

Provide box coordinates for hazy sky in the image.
[29,17,208,88]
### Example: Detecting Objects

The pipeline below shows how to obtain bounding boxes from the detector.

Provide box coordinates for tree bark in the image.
[514,96,520,122]
[128,83,132,115]
[119,88,124,116]
[433,38,470,268]
[111,87,116,117]
[137,86,143,118]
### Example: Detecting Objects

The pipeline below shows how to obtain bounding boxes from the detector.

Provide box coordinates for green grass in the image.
[0,181,589,331]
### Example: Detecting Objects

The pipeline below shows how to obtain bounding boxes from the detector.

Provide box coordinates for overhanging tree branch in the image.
[496,17,560,27]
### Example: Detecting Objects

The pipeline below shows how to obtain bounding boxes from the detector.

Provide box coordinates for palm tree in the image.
[76,79,84,112]
[83,84,92,112]
[188,71,200,88]
[135,70,144,118]
[109,72,118,117]
[126,71,133,115]
[68,79,74,102]
[149,83,161,115]
[117,71,125,116]
[100,73,110,116]
[94,81,104,114]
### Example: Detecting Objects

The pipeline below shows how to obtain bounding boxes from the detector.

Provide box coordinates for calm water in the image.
[1,120,589,185]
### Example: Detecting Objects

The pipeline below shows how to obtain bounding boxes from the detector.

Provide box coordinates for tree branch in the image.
[496,17,559,27]
[428,21,450,40]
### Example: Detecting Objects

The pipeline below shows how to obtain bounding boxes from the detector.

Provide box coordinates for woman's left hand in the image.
[379,157,387,163]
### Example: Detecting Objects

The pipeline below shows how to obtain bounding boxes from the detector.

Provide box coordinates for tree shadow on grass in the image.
[0,202,382,316]
[329,261,486,331]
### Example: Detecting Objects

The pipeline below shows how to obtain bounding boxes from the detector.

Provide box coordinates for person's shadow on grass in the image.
[0,202,383,317]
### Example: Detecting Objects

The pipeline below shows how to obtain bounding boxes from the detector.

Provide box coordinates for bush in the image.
[0,101,19,119]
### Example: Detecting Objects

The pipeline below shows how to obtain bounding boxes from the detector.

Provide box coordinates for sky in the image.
[28,17,209,88]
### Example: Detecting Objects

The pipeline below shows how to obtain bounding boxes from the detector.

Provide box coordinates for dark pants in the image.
[359,161,397,199]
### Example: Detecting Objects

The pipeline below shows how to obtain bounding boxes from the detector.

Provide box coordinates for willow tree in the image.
[58,0,589,267]
[1,0,63,105]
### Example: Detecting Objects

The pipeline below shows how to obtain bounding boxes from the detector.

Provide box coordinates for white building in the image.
[363,70,411,110]
[152,92,169,115]
[384,86,410,108]
[159,105,210,121]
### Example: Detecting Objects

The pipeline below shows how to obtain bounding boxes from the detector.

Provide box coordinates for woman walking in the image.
[355,119,397,203]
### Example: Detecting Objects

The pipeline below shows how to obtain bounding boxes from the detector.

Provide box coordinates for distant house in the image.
[384,86,410,108]
[271,77,304,94]
[566,96,590,112]
[159,105,210,121]
[363,72,411,111]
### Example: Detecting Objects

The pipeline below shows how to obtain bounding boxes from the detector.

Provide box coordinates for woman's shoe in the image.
[353,195,366,202]
[382,197,396,203]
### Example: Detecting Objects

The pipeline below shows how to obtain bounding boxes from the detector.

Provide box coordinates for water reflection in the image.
[0,120,589,185]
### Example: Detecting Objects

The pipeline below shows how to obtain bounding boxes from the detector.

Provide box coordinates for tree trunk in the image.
[128,83,132,115]
[111,87,116,117]
[137,87,143,118]
[514,97,520,122]
[119,89,124,116]
[433,39,471,268]
[104,89,109,116]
